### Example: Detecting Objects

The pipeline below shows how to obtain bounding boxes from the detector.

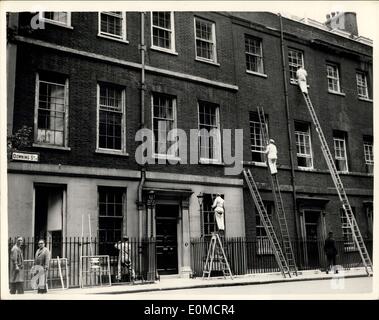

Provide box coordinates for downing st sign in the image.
[11,151,39,162]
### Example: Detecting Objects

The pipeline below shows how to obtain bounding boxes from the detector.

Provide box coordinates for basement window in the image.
[340,207,358,252]
[256,202,274,255]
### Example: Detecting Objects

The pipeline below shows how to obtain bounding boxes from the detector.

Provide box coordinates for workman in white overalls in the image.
[212,193,225,235]
[265,138,278,175]
[296,66,308,93]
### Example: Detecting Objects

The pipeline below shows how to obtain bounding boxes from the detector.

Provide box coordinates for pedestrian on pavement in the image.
[264,139,278,175]
[34,239,50,293]
[296,65,308,93]
[9,236,24,294]
[212,193,225,236]
[324,231,338,274]
[115,236,135,281]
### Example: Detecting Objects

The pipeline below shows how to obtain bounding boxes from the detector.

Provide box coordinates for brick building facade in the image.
[7,11,373,277]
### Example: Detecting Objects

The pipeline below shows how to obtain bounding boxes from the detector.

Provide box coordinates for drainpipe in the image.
[138,11,147,237]
[140,12,146,129]
[278,14,300,240]
[137,12,147,271]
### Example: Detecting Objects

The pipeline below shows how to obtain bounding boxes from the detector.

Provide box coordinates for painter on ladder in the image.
[296,66,308,93]
[212,193,225,236]
[265,138,278,175]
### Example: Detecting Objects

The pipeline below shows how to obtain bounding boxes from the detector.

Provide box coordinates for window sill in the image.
[150,46,178,55]
[246,70,267,78]
[97,33,129,44]
[41,19,74,29]
[297,166,315,172]
[328,90,346,97]
[95,149,129,157]
[33,143,71,151]
[153,154,181,161]
[199,159,224,166]
[358,97,372,103]
[243,161,267,167]
[195,57,220,67]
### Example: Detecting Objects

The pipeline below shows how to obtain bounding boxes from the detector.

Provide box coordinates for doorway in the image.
[155,204,179,275]
[34,184,65,257]
[303,211,321,268]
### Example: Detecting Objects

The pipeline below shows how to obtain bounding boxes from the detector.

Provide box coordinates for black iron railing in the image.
[190,237,373,277]
[8,237,157,290]
[8,237,372,289]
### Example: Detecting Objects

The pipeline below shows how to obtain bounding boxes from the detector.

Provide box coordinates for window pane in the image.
[152,93,176,155]
[245,36,263,73]
[195,18,215,61]
[288,49,303,80]
[100,12,124,38]
[98,85,124,150]
[37,76,67,146]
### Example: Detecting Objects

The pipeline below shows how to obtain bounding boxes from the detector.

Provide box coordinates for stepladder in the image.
[300,91,373,276]
[202,232,233,280]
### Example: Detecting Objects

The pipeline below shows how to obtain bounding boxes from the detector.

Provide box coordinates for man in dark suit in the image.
[324,231,338,274]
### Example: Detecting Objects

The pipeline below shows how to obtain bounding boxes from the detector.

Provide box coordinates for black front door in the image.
[156,204,178,275]
[304,212,320,268]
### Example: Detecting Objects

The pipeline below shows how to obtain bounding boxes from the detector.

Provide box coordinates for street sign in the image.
[11,151,39,162]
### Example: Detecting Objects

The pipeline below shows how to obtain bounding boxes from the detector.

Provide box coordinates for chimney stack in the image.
[325,12,358,36]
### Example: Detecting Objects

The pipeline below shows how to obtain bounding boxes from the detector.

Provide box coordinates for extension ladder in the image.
[301,91,373,276]
[257,106,298,275]
[202,232,233,280]
[243,169,291,278]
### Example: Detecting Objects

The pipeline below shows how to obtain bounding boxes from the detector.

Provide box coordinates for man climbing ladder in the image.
[296,69,373,276]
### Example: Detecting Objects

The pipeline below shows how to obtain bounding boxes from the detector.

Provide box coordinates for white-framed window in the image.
[250,111,267,163]
[340,207,357,252]
[356,71,369,99]
[98,12,127,41]
[245,35,264,74]
[288,48,304,82]
[35,72,69,147]
[198,101,221,162]
[333,131,348,172]
[194,17,217,63]
[152,93,177,157]
[295,122,313,168]
[256,202,274,255]
[327,63,341,93]
[200,193,224,238]
[363,136,373,173]
[39,12,72,27]
[98,186,126,255]
[97,83,126,152]
[151,12,176,53]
